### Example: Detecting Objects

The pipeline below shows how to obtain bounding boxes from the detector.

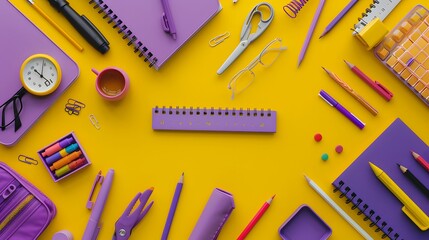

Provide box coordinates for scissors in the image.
[113,188,154,240]
[217,2,274,75]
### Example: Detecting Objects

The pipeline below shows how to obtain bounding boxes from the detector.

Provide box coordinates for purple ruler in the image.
[152,107,276,133]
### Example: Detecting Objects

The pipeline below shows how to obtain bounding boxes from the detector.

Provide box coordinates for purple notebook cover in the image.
[0,0,79,146]
[152,107,277,133]
[332,118,429,239]
[90,0,221,70]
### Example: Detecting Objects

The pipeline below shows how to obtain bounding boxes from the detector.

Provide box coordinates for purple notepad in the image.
[0,1,79,146]
[332,118,429,239]
[88,0,221,70]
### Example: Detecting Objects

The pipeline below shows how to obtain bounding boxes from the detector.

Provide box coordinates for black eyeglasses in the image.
[1,87,26,132]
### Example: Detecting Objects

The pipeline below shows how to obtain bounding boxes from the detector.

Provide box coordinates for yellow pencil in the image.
[369,162,429,230]
[27,0,83,51]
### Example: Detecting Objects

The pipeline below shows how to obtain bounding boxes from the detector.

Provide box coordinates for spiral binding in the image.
[333,180,401,239]
[153,106,273,117]
[354,0,379,30]
[88,0,158,68]
[283,0,309,18]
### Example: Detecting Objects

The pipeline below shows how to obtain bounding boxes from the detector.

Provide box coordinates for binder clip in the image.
[65,98,86,115]
[18,154,38,165]
[87,171,104,209]
[209,32,230,47]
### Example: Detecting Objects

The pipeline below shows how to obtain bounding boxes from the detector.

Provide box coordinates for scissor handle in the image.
[241,2,274,43]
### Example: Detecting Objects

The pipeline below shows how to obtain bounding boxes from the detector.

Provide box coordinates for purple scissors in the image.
[113,188,154,240]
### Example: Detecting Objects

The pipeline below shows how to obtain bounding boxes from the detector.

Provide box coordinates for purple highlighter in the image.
[319,90,365,130]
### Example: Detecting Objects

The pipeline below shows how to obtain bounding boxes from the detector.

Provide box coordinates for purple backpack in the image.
[0,162,56,239]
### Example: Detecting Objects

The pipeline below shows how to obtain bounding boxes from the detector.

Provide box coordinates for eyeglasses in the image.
[228,38,287,99]
[1,87,26,132]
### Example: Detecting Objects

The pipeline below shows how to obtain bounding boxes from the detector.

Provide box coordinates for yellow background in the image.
[1,0,429,239]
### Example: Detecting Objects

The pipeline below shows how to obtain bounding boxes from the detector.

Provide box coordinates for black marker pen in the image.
[48,0,109,54]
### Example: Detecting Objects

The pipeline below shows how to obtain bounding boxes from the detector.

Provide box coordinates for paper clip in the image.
[209,32,230,47]
[65,98,86,115]
[18,154,38,165]
[89,114,101,130]
[86,171,104,209]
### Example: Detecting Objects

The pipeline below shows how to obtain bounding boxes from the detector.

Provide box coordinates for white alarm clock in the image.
[20,54,62,96]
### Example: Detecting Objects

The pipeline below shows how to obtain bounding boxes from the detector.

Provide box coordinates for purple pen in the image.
[161,0,177,39]
[319,0,359,38]
[161,173,184,240]
[319,90,365,129]
[82,169,114,240]
[298,0,326,66]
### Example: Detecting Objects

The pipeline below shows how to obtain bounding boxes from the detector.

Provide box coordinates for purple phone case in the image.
[189,188,235,240]
[0,162,56,239]
[279,204,332,240]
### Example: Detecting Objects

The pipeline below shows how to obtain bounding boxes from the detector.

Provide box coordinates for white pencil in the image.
[304,175,373,240]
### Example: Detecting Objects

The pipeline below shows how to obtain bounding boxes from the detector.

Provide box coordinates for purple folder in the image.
[88,0,221,70]
[0,1,79,146]
[332,118,429,239]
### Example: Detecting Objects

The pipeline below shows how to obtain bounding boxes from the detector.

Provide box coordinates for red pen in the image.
[237,195,275,240]
[344,60,393,101]
[411,150,429,173]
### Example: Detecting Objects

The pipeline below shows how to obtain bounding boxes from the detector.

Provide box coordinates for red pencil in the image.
[411,150,429,172]
[237,195,275,240]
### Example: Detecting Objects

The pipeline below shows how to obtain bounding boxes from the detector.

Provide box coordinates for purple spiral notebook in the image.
[0,0,79,146]
[332,118,429,239]
[88,0,222,70]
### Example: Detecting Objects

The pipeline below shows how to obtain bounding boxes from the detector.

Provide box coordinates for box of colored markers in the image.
[38,132,90,182]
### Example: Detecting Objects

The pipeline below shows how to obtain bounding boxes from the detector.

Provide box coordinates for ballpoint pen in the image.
[344,60,393,101]
[298,0,325,66]
[237,195,275,240]
[161,0,177,39]
[319,0,359,38]
[304,175,373,240]
[83,169,114,240]
[47,0,109,54]
[411,150,429,173]
[370,162,429,231]
[319,90,365,129]
[322,67,378,116]
[161,173,184,240]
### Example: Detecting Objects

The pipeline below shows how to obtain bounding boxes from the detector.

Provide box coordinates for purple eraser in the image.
[279,204,332,240]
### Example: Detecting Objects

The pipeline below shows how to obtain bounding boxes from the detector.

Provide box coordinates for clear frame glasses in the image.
[228,38,287,99]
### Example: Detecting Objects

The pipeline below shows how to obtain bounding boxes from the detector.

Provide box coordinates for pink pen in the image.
[344,60,393,101]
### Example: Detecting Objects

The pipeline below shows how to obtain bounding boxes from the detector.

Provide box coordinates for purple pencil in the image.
[161,173,184,240]
[298,0,326,67]
[320,0,359,38]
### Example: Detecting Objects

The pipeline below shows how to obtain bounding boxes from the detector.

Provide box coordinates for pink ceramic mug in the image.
[92,67,130,101]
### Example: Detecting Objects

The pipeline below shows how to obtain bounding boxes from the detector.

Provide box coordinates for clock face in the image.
[20,54,62,96]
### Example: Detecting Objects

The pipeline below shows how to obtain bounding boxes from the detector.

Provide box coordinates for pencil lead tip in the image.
[304,175,310,181]
[272,194,276,199]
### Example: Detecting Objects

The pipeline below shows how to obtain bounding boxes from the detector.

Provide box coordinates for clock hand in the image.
[34,69,42,77]
[41,60,45,77]
[34,69,53,83]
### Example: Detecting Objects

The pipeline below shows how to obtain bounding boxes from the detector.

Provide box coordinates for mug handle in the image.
[91,68,99,75]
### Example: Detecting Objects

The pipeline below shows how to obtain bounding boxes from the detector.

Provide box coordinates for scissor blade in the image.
[217,40,249,75]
